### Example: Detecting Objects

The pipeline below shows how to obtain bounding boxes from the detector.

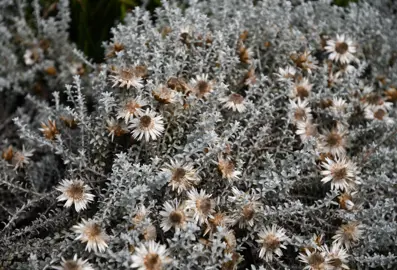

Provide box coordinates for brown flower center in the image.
[229,93,244,104]
[140,115,153,129]
[66,184,84,200]
[85,224,101,240]
[126,101,141,114]
[335,42,349,54]
[296,86,309,98]
[144,253,162,270]
[197,198,212,215]
[197,81,211,95]
[329,257,343,267]
[242,204,255,221]
[169,211,184,224]
[264,234,280,251]
[172,168,186,182]
[326,132,342,147]
[63,261,80,270]
[308,252,325,267]
[120,69,134,80]
[294,108,307,121]
[333,167,347,180]
[374,109,386,120]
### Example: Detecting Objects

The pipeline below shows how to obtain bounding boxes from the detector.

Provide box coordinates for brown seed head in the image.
[2,146,13,162]
[335,42,349,54]
[144,253,162,270]
[40,119,59,140]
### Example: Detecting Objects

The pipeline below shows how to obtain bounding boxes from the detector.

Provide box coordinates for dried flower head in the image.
[291,50,318,74]
[217,155,241,182]
[296,121,318,142]
[256,225,289,262]
[333,222,364,249]
[186,188,215,225]
[385,87,397,102]
[12,145,34,170]
[131,241,171,270]
[56,179,95,212]
[323,244,350,270]
[290,78,313,99]
[364,105,394,125]
[109,67,144,89]
[2,145,13,162]
[40,119,59,140]
[117,96,147,123]
[106,118,128,141]
[298,249,331,270]
[160,200,187,232]
[189,74,213,98]
[72,219,108,252]
[52,254,94,270]
[276,66,297,82]
[289,98,313,123]
[325,34,356,65]
[152,85,177,104]
[318,125,347,157]
[204,212,231,236]
[321,156,359,191]
[129,109,165,141]
[219,93,246,113]
[161,159,200,193]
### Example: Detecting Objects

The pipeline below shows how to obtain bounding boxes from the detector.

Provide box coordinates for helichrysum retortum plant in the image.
[1,0,397,269]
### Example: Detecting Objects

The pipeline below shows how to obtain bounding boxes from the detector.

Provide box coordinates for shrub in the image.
[1,0,396,269]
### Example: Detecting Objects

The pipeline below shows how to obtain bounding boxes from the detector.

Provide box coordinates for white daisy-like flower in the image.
[290,78,313,99]
[318,125,348,157]
[161,159,200,193]
[275,66,296,81]
[24,48,40,65]
[106,118,127,141]
[332,222,364,249]
[217,155,242,182]
[12,145,34,170]
[72,219,108,253]
[256,224,289,262]
[298,249,331,270]
[289,98,313,123]
[131,241,171,270]
[52,254,94,270]
[330,98,347,117]
[219,93,246,113]
[320,156,359,191]
[364,105,394,125]
[325,34,357,65]
[160,200,187,232]
[296,121,318,142]
[117,96,147,124]
[323,244,350,270]
[189,74,213,98]
[129,109,165,141]
[109,67,143,89]
[56,179,95,212]
[230,193,262,229]
[185,188,215,225]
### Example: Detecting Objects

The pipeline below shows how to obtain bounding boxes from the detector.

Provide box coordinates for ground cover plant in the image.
[0,0,397,269]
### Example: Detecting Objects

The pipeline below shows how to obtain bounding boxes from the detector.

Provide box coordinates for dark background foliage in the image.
[38,0,356,63]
